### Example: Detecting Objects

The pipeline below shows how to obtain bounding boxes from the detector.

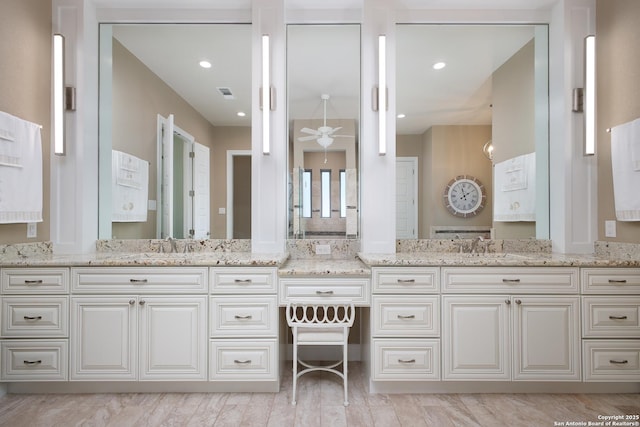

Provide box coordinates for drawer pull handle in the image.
[398,359,416,364]
[316,290,334,295]
[23,360,42,365]
[234,315,253,320]
[397,314,416,320]
[502,279,521,283]
[234,279,252,283]
[397,279,416,283]
[609,359,629,365]
[609,315,628,320]
[130,279,148,283]
[234,359,252,365]
[24,280,44,285]
[608,279,627,283]
[23,316,43,321]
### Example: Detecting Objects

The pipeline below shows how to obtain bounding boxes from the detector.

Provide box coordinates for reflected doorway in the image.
[226,150,252,239]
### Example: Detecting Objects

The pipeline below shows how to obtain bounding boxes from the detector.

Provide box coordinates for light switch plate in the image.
[605,220,616,237]
[218,207,226,215]
[27,223,37,238]
[315,244,331,255]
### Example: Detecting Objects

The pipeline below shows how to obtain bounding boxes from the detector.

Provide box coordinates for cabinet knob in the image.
[515,299,522,305]
[505,299,511,305]
[139,300,146,306]
[129,299,136,305]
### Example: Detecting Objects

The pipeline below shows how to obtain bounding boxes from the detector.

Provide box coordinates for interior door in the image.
[191,142,210,239]
[396,157,418,239]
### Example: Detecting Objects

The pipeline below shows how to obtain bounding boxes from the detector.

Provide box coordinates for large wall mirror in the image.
[395,24,549,240]
[287,24,361,239]
[98,23,252,240]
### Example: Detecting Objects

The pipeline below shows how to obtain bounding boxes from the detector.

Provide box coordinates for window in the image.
[321,169,331,218]
[302,169,312,218]
[340,169,346,218]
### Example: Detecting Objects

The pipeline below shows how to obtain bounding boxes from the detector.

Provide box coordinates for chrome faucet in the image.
[165,236,178,253]
[470,236,484,254]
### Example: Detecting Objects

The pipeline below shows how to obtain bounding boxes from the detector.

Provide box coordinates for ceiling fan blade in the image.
[332,134,355,138]
[327,126,343,135]
[298,135,319,142]
[300,127,320,135]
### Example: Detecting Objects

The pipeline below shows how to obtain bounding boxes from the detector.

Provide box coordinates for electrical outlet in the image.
[27,223,37,238]
[315,244,331,255]
[605,220,616,238]
[218,207,226,215]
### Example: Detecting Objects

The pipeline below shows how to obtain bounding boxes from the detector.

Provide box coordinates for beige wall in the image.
[597,0,640,243]
[492,38,536,239]
[0,0,51,244]
[111,39,251,239]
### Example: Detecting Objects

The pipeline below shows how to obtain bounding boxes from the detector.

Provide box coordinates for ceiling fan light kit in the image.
[297,94,354,149]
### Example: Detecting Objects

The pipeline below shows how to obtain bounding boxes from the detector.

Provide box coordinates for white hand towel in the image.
[0,111,22,168]
[493,152,536,222]
[115,150,143,189]
[611,120,640,221]
[0,114,42,223]
[629,118,640,171]
[112,150,149,222]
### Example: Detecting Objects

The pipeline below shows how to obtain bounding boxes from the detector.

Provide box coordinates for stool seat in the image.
[286,301,355,406]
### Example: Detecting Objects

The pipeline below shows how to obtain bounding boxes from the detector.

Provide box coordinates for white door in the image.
[512,296,581,381]
[70,296,137,380]
[158,114,174,239]
[443,295,510,380]
[191,142,210,239]
[396,157,417,239]
[138,295,207,380]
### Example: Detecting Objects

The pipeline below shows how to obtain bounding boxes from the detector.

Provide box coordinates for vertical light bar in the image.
[378,35,386,155]
[53,33,65,156]
[262,34,270,155]
[584,35,596,156]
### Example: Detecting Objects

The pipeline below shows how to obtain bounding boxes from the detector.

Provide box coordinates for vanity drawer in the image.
[582,297,640,338]
[1,268,69,294]
[372,267,439,293]
[72,267,208,293]
[210,267,277,294]
[210,296,278,337]
[209,339,277,381]
[581,268,640,294]
[279,277,370,306]
[583,340,640,381]
[1,297,69,337]
[1,340,68,381]
[372,296,439,337]
[442,267,579,294]
[372,339,440,381]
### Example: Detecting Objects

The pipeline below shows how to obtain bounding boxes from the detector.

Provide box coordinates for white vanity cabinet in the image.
[370,267,441,381]
[209,267,278,384]
[581,268,640,382]
[442,267,581,381]
[70,267,208,381]
[0,268,70,382]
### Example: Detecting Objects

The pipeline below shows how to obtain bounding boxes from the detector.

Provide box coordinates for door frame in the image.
[226,150,252,239]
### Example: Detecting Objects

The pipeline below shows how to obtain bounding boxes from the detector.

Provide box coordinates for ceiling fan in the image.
[298,94,353,148]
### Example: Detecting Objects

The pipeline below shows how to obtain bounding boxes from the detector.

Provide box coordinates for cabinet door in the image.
[512,296,581,381]
[442,296,510,380]
[138,295,207,381]
[70,297,137,380]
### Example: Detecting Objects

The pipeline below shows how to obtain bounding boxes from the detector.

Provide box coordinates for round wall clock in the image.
[443,175,486,217]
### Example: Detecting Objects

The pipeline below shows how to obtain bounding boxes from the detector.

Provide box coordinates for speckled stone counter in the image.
[278,258,370,276]
[357,251,640,267]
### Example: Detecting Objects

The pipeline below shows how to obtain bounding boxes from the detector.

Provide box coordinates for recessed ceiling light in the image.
[433,62,446,70]
[199,60,212,69]
[237,111,246,117]
[397,113,406,119]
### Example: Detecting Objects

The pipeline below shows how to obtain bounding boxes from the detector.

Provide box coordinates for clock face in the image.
[444,175,486,217]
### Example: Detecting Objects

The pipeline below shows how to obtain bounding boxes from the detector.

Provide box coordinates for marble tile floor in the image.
[0,363,638,427]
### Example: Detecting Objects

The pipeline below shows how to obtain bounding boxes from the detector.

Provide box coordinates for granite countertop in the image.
[357,252,640,268]
[278,258,371,276]
[0,252,289,268]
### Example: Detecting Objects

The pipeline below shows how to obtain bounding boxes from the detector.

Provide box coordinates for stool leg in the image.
[343,342,349,406]
[292,334,297,406]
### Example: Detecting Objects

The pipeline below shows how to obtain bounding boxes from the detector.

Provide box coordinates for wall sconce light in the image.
[261,34,271,155]
[53,33,76,156]
[378,34,386,156]
[572,35,596,156]
[482,140,494,161]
